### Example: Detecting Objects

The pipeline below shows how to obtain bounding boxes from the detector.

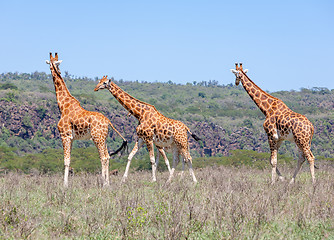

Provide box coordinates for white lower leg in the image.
[167,168,175,182]
[122,140,142,182]
[270,150,277,184]
[276,168,285,181]
[64,165,69,187]
[122,160,132,182]
[103,162,110,186]
[187,162,197,183]
[149,147,156,182]
[310,163,315,184]
[271,166,277,184]
[151,162,157,182]
[167,151,178,182]
[165,161,171,173]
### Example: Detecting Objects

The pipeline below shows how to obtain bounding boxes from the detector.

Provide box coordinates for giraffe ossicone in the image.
[46,53,127,187]
[232,63,316,184]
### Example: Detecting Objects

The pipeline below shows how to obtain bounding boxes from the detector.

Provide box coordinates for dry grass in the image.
[0,165,333,239]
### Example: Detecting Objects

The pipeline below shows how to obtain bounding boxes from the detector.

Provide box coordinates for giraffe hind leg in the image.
[156,147,172,174]
[94,140,110,186]
[290,149,306,184]
[290,147,315,184]
[180,149,197,183]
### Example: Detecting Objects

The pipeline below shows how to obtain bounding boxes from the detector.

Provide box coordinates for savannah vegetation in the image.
[0,165,333,239]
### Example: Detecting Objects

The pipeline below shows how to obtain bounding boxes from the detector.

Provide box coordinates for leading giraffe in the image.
[231,63,315,184]
[46,53,127,187]
[94,76,201,183]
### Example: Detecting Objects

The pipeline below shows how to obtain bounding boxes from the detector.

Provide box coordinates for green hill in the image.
[0,72,333,173]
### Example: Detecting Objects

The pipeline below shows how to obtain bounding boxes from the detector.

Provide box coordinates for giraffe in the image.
[45,53,127,187]
[94,76,201,183]
[231,63,315,184]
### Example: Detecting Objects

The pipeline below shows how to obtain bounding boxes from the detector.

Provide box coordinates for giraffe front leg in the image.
[61,136,73,188]
[275,140,285,181]
[146,140,157,182]
[270,148,285,183]
[122,138,144,182]
[270,149,278,185]
[266,131,283,184]
[155,147,161,168]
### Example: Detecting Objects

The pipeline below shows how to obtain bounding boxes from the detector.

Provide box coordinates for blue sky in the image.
[0,0,333,91]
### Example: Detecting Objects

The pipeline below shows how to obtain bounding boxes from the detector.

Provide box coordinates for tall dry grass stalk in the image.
[0,165,333,239]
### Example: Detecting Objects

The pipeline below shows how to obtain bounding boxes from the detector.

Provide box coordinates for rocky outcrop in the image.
[0,99,269,157]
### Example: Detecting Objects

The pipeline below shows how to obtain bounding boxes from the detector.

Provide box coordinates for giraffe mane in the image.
[240,69,282,102]
[110,81,162,116]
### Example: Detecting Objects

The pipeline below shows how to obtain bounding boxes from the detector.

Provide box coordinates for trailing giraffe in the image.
[46,53,127,187]
[94,76,201,183]
[231,63,315,184]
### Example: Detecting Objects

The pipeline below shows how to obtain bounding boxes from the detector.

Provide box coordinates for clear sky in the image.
[0,0,333,91]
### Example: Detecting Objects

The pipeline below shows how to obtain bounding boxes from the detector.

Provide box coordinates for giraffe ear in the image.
[231,69,238,74]
[244,69,248,73]
[54,60,63,65]
[45,60,50,64]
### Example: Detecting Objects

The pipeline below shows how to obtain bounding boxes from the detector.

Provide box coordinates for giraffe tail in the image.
[108,120,128,156]
[186,125,201,141]
[110,140,128,156]
[188,129,201,141]
[191,133,201,141]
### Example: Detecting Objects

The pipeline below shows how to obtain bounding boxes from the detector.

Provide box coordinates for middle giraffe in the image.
[94,76,201,183]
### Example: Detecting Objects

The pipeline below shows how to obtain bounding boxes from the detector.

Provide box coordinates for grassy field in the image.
[0,165,333,239]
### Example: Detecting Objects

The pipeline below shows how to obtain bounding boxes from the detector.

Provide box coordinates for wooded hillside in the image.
[0,72,333,172]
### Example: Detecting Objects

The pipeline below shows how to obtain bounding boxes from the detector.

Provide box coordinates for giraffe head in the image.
[46,52,63,74]
[231,63,248,85]
[94,75,113,91]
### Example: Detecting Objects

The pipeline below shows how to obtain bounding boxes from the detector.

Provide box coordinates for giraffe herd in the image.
[46,53,316,187]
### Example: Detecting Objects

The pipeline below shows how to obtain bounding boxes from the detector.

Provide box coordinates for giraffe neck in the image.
[107,82,156,120]
[50,64,80,114]
[239,73,288,117]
